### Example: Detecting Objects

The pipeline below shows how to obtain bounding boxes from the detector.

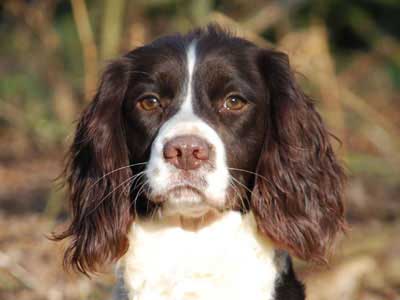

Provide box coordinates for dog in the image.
[55,25,346,300]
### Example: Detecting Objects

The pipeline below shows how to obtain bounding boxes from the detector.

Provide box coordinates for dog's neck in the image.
[120,211,281,300]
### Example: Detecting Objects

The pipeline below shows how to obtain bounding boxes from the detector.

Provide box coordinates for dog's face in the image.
[55,26,345,274]
[123,37,266,217]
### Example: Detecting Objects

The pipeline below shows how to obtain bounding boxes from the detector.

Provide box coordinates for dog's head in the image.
[55,26,345,274]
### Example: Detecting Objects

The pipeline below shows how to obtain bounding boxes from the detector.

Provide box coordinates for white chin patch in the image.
[144,42,230,217]
[162,187,207,217]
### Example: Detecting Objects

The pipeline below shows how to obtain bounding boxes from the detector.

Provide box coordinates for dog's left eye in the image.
[222,95,247,111]
[138,95,161,111]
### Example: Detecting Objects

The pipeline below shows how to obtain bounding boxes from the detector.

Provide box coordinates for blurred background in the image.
[0,0,399,299]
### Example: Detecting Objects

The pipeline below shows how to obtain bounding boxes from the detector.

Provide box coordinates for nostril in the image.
[193,147,209,160]
[176,148,182,157]
[163,144,179,160]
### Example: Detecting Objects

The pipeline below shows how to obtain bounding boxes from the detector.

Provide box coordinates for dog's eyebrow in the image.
[207,77,258,103]
[129,74,180,101]
[225,79,258,101]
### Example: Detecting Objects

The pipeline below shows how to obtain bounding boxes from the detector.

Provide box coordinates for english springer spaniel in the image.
[55,25,346,300]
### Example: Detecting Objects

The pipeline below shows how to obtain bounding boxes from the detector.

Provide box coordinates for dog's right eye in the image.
[138,95,161,111]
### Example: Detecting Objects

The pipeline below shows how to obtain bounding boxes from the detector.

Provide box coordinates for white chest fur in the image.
[121,211,278,300]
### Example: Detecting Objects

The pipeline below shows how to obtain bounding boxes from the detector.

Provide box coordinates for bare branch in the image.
[71,0,99,102]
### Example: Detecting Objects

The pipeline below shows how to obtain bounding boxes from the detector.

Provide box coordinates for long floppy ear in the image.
[251,49,346,262]
[53,59,133,274]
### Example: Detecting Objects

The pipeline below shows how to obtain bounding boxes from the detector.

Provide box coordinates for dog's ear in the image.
[251,49,346,262]
[53,59,133,274]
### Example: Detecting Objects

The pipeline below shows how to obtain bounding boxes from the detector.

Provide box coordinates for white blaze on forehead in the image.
[181,42,197,114]
[145,41,230,212]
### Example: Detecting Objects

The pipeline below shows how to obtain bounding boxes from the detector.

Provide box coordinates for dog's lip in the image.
[163,175,208,192]
[168,183,203,192]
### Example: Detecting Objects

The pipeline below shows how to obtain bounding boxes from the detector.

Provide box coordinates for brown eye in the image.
[223,95,247,111]
[138,95,161,111]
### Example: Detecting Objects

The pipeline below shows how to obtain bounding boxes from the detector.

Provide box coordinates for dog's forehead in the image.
[131,32,257,79]
[125,31,264,126]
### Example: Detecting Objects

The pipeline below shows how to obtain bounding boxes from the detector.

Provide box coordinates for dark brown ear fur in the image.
[251,50,346,262]
[53,59,133,274]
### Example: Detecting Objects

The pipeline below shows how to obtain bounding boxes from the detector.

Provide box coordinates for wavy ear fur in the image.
[251,50,346,262]
[53,59,133,274]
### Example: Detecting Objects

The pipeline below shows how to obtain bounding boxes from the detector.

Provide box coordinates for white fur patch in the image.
[122,212,277,300]
[145,42,230,216]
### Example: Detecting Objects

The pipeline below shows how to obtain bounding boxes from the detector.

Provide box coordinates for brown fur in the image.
[52,59,134,274]
[252,50,346,262]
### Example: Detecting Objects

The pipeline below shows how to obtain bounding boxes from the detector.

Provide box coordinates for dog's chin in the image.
[163,202,212,218]
[153,185,218,218]
[164,187,210,217]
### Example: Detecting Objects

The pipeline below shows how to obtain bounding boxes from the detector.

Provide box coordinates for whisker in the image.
[150,204,160,222]
[132,172,147,191]
[88,162,148,190]
[121,172,146,218]
[228,167,271,184]
[131,180,150,216]
[122,171,146,197]
[228,176,247,210]
[86,172,145,216]
[229,175,254,196]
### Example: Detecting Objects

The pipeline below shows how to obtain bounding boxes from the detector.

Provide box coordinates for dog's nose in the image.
[163,135,210,170]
